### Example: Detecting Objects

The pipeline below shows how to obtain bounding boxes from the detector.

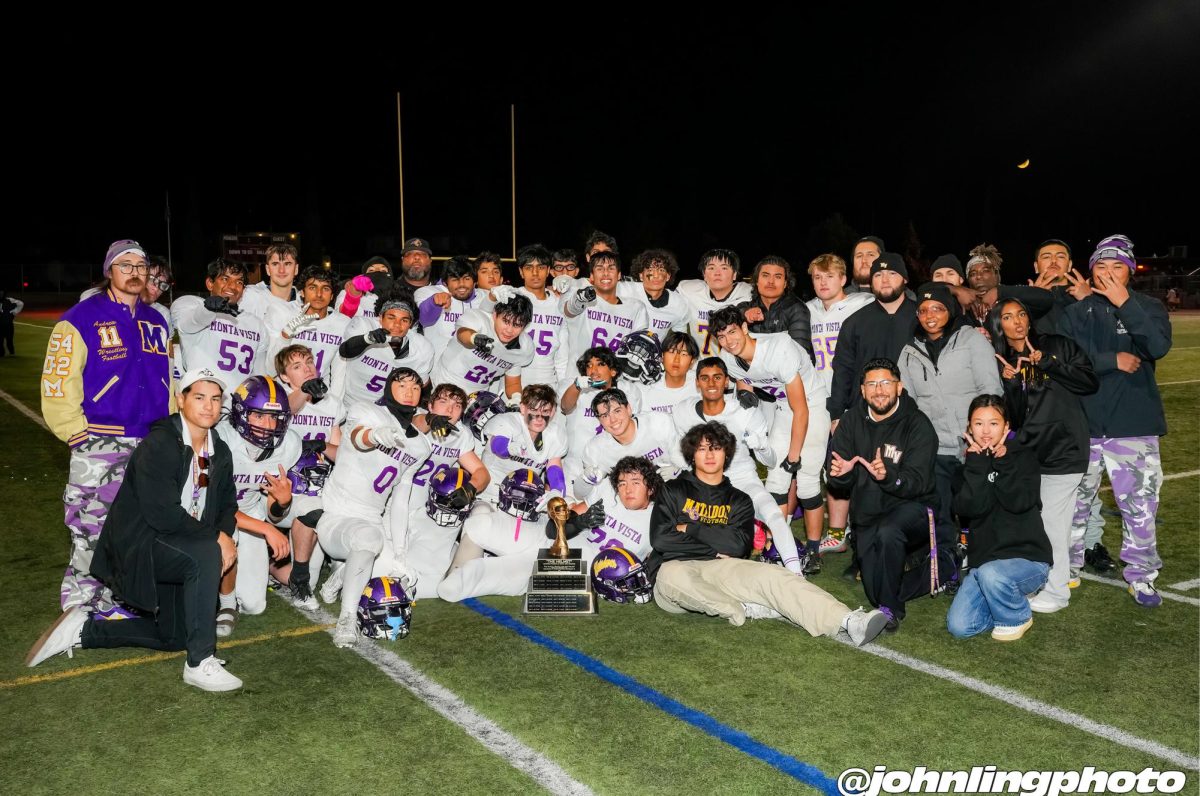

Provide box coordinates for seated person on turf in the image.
[547,455,659,565]
[947,395,1051,642]
[827,357,945,633]
[25,369,246,692]
[646,422,888,645]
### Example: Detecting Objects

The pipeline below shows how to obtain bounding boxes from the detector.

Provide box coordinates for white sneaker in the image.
[183,656,243,692]
[1028,592,1067,614]
[991,617,1033,641]
[320,562,346,604]
[25,606,88,667]
[844,607,889,647]
[741,602,783,621]
[215,607,238,639]
[294,594,320,612]
[333,615,358,648]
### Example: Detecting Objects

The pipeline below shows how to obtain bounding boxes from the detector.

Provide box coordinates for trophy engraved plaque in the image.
[522,496,598,615]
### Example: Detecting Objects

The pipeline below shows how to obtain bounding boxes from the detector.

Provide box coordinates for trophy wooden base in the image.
[522,548,597,616]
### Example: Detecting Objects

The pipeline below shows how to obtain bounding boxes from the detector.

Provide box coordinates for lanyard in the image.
[190,446,209,519]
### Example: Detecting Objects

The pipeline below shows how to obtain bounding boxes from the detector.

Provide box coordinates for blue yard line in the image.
[462,599,840,795]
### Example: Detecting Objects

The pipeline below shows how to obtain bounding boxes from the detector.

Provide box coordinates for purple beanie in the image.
[102,239,147,277]
[1088,245,1135,271]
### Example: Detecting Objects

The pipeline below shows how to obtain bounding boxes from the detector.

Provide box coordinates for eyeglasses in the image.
[551,264,578,273]
[115,262,150,275]
[148,277,172,292]
[863,379,896,390]
[197,455,210,488]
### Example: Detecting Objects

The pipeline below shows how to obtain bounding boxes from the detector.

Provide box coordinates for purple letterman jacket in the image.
[41,289,172,447]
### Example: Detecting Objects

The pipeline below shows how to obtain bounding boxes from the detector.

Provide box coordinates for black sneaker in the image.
[1084,543,1115,573]
[841,560,861,583]
[801,552,823,576]
[880,606,900,634]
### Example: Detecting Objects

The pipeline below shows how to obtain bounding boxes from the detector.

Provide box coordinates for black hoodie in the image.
[645,471,755,581]
[828,296,918,420]
[953,443,1052,569]
[827,392,937,527]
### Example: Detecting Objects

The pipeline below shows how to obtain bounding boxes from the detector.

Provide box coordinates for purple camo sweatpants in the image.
[1069,436,1162,584]
[61,435,139,610]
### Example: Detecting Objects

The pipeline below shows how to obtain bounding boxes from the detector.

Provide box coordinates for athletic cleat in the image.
[1084,543,1115,574]
[741,602,783,621]
[1128,580,1162,608]
[879,605,900,634]
[183,656,243,692]
[320,562,346,604]
[844,608,889,646]
[333,614,358,648]
[801,551,823,576]
[991,617,1033,641]
[25,606,88,667]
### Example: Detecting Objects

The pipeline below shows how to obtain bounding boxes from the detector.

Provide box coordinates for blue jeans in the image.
[946,558,1049,638]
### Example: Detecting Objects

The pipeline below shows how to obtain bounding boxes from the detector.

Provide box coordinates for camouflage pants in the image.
[1070,436,1162,584]
[61,435,140,610]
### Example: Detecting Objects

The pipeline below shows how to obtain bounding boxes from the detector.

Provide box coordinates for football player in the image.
[210,375,302,635]
[616,249,690,337]
[548,456,659,565]
[264,266,350,381]
[563,249,649,363]
[515,244,570,387]
[414,255,486,360]
[557,346,644,469]
[240,244,299,322]
[479,384,568,504]
[577,388,677,501]
[429,293,535,399]
[314,367,431,647]
[331,290,434,410]
[711,306,832,574]
[334,256,393,324]
[675,248,753,356]
[172,259,268,382]
[636,331,698,416]
[672,358,805,574]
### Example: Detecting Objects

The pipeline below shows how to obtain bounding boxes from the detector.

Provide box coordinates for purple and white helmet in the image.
[287,450,331,497]
[498,467,544,520]
[426,466,472,527]
[464,390,509,441]
[357,577,413,641]
[230,375,291,451]
[616,330,663,385]
[760,535,785,566]
[591,547,654,604]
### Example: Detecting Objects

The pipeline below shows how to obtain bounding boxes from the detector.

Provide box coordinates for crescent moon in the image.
[1017,159,1031,169]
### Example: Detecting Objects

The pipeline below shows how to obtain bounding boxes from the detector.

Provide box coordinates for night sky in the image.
[7,5,1198,291]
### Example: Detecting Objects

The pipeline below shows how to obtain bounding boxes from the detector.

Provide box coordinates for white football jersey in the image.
[211,421,303,522]
[464,505,544,557]
[553,379,644,461]
[615,282,690,337]
[676,279,753,356]
[405,416,475,513]
[806,293,874,392]
[637,373,696,416]
[172,295,269,380]
[287,388,345,443]
[334,288,379,322]
[565,295,650,364]
[719,332,827,409]
[670,395,772,480]
[334,332,435,411]
[263,307,351,381]
[414,285,486,360]
[239,283,300,323]
[580,411,677,492]
[479,411,568,502]
[517,287,570,387]
[430,308,535,394]
[570,480,653,564]
[322,404,432,521]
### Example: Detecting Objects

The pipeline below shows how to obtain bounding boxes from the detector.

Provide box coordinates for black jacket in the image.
[953,445,1052,569]
[1060,292,1171,438]
[827,393,937,526]
[91,415,238,613]
[827,297,918,420]
[645,471,754,581]
[1034,286,1076,337]
[996,334,1098,474]
[738,293,815,362]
